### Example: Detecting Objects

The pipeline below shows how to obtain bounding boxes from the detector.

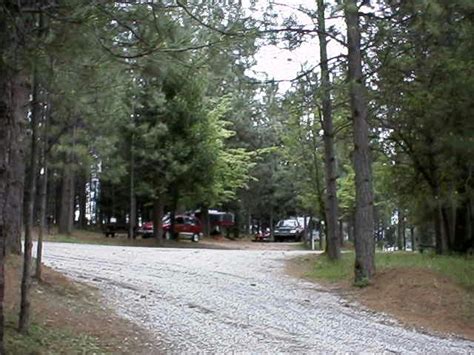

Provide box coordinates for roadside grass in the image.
[5,315,102,354]
[309,251,474,290]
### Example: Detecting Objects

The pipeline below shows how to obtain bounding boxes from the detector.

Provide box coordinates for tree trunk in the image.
[0,2,36,347]
[434,205,447,254]
[396,209,403,251]
[35,95,50,281]
[247,210,252,235]
[153,198,164,244]
[401,213,406,250]
[410,226,416,252]
[232,206,240,239]
[128,145,136,239]
[77,174,87,228]
[35,166,47,279]
[3,68,27,255]
[317,0,341,260]
[345,0,376,282]
[201,205,210,238]
[0,70,28,355]
[58,168,74,235]
[269,208,274,239]
[19,66,41,333]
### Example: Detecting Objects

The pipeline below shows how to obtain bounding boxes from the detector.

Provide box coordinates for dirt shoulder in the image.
[5,255,160,354]
[286,254,474,341]
[43,229,305,251]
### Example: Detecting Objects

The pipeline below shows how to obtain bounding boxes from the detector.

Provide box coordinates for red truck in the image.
[138,215,202,242]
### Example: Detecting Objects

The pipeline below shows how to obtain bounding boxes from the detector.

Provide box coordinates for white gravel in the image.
[40,242,474,353]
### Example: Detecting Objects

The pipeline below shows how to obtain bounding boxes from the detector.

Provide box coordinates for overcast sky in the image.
[244,0,345,92]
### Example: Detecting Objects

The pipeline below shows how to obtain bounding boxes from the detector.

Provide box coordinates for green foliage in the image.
[190,97,256,206]
[337,164,355,218]
[370,0,474,251]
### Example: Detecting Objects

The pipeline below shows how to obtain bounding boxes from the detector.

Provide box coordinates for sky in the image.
[244,0,345,92]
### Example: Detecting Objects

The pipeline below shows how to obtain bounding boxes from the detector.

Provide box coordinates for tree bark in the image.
[269,208,274,239]
[0,67,28,355]
[128,140,136,239]
[317,0,341,260]
[77,174,87,228]
[396,209,403,251]
[345,0,376,282]
[19,65,42,333]
[201,205,210,238]
[153,198,164,244]
[0,1,36,347]
[434,202,448,254]
[410,226,416,252]
[35,95,50,280]
[58,168,74,235]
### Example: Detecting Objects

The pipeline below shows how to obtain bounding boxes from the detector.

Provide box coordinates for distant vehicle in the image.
[164,215,202,242]
[138,215,202,242]
[194,210,234,234]
[253,228,271,242]
[274,219,304,242]
[137,221,154,238]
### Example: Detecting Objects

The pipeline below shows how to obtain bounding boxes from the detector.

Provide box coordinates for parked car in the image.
[137,221,154,238]
[163,215,202,242]
[274,219,304,242]
[253,228,271,242]
[138,215,202,242]
[194,209,234,234]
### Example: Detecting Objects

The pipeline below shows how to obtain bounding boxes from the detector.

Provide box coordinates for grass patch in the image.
[308,251,474,290]
[310,253,353,282]
[5,316,102,354]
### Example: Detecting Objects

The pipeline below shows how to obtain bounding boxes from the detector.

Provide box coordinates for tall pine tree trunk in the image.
[345,0,376,282]
[396,209,403,251]
[77,174,87,228]
[58,168,74,235]
[201,205,210,238]
[410,226,416,252]
[153,198,164,244]
[19,65,41,333]
[317,0,341,260]
[0,1,36,348]
[0,66,27,355]
[128,140,136,239]
[4,64,27,256]
[36,95,50,280]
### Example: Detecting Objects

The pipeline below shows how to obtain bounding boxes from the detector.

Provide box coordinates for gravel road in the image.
[41,242,473,353]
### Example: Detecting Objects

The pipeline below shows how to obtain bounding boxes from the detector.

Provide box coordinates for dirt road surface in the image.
[41,242,473,353]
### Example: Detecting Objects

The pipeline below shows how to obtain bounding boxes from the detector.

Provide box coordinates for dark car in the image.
[274,219,304,242]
